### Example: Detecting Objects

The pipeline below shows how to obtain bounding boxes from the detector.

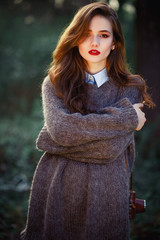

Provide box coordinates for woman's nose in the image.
[90,36,99,47]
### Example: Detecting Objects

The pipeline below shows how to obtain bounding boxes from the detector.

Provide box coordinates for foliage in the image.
[0,4,72,116]
[0,99,43,239]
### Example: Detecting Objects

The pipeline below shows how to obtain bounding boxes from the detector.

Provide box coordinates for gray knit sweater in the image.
[21,75,142,240]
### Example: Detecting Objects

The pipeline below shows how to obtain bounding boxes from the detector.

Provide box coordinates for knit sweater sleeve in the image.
[36,125,134,164]
[41,76,138,147]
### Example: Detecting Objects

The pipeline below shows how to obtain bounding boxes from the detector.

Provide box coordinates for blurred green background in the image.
[0,0,160,239]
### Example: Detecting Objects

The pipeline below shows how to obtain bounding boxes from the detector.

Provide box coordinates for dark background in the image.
[0,0,160,239]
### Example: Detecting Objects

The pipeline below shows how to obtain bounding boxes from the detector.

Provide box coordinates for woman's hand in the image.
[133,103,146,131]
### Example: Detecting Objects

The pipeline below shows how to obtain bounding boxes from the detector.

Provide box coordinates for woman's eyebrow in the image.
[88,29,111,34]
[99,30,111,34]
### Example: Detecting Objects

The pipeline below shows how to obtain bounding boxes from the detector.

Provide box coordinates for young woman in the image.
[21,2,154,240]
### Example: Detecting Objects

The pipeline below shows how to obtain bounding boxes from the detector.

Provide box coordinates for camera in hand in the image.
[129,190,146,219]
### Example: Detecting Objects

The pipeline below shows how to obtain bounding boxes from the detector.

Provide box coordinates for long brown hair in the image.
[49,2,154,114]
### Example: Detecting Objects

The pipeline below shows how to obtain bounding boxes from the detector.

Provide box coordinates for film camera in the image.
[129,190,146,219]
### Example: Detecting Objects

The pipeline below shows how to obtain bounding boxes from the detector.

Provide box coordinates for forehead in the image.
[89,15,113,33]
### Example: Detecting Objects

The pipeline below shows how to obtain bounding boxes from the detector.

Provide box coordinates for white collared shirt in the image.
[85,68,109,88]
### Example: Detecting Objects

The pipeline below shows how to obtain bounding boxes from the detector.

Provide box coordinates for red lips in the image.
[88,49,100,55]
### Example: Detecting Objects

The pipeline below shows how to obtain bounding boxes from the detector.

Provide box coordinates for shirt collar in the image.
[85,68,109,88]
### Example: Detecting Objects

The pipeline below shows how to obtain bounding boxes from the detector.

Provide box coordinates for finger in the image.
[133,103,143,108]
[138,103,144,110]
[138,103,144,108]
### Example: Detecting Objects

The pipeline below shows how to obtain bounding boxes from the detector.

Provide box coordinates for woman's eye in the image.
[101,34,109,38]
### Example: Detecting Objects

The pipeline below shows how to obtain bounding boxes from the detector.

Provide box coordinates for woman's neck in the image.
[87,63,106,75]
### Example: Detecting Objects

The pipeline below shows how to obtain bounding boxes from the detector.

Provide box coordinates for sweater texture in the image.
[21,76,142,240]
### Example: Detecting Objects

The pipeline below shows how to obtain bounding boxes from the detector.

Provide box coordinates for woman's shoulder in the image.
[42,75,56,94]
[42,75,52,88]
[41,75,65,108]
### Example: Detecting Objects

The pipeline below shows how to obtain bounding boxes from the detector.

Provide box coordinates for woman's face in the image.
[78,15,115,74]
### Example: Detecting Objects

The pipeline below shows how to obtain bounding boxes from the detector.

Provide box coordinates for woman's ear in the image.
[111,44,115,50]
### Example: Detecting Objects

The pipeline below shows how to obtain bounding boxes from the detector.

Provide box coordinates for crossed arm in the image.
[36,77,146,164]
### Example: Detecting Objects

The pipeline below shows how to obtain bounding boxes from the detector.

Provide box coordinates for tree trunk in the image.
[136,0,160,121]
